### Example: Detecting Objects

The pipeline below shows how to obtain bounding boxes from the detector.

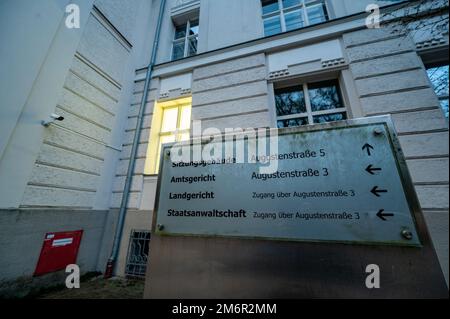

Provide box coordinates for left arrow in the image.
[371,186,388,197]
[366,164,382,175]
[376,209,394,221]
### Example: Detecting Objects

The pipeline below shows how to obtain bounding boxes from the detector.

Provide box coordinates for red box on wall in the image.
[34,230,83,276]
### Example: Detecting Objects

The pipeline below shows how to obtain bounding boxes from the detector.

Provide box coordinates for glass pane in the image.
[189,19,199,36]
[277,117,308,128]
[261,0,279,15]
[284,9,304,31]
[275,86,306,116]
[161,108,178,133]
[172,40,185,60]
[179,132,190,142]
[308,80,343,112]
[188,36,198,56]
[174,24,187,39]
[440,99,449,118]
[307,3,328,25]
[160,135,176,145]
[427,66,449,97]
[179,105,192,130]
[264,16,282,36]
[313,112,347,124]
[283,0,301,8]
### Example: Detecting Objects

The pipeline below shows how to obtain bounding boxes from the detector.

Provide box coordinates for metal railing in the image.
[125,230,151,278]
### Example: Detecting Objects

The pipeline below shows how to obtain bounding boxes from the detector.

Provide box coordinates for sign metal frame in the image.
[151,115,423,247]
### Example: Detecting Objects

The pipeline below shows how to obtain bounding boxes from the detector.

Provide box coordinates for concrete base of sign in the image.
[144,226,447,298]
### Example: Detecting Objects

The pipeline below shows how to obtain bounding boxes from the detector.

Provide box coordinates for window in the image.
[426,65,449,118]
[275,80,346,128]
[146,97,192,174]
[125,230,150,278]
[172,19,199,60]
[156,104,191,170]
[261,0,328,36]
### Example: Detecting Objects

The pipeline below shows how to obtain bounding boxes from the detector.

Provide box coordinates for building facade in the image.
[0,0,448,296]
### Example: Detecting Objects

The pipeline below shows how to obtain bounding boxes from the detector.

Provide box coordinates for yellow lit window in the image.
[145,97,192,174]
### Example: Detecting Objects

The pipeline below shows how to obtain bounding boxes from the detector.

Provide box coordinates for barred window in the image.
[125,230,151,278]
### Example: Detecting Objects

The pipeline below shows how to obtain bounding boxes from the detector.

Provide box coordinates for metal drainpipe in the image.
[104,0,167,279]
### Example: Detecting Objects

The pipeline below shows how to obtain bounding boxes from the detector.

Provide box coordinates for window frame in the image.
[146,97,193,175]
[425,63,449,119]
[155,103,191,171]
[419,48,449,119]
[159,104,191,141]
[274,79,347,127]
[261,0,329,36]
[171,19,199,61]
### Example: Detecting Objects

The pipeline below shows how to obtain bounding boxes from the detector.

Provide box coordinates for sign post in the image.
[144,116,448,298]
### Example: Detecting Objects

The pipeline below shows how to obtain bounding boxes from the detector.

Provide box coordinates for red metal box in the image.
[34,230,83,276]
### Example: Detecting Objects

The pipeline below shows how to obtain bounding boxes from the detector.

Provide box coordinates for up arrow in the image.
[366,164,382,175]
[371,186,388,197]
[377,209,394,221]
[362,143,374,156]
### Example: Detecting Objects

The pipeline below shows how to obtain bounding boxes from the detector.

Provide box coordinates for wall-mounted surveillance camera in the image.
[41,113,65,127]
[50,113,65,121]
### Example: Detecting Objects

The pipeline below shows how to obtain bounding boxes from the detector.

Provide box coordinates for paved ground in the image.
[37,276,145,299]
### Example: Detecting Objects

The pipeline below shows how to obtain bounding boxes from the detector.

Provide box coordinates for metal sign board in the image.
[154,117,421,246]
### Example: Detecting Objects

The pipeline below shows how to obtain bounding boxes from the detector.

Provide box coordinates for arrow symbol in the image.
[362,143,374,156]
[371,186,388,197]
[366,164,382,175]
[376,209,394,221]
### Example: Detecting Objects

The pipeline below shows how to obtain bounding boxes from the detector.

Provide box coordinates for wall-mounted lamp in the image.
[41,113,65,127]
